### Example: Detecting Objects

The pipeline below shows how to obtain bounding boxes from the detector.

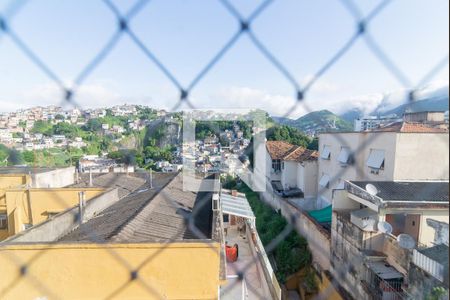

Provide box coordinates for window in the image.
[319,174,330,188]
[281,161,285,170]
[0,213,7,230]
[321,145,331,160]
[272,159,281,172]
[338,147,351,165]
[367,149,385,171]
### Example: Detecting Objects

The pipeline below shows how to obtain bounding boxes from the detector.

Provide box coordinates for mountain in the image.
[340,108,363,123]
[375,95,449,117]
[340,94,449,122]
[273,110,353,134]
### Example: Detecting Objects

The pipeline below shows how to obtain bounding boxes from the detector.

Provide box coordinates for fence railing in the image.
[364,268,409,300]
[246,220,282,300]
[412,249,445,283]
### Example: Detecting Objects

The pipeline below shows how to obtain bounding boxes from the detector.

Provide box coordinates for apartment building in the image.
[354,115,402,131]
[317,123,449,208]
[316,121,450,299]
[266,141,319,199]
[331,180,449,299]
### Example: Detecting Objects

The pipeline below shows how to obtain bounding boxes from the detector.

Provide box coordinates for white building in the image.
[354,115,402,131]
[317,122,449,208]
[266,141,319,199]
[331,180,449,300]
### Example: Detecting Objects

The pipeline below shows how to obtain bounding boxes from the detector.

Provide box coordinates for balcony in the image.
[362,262,408,300]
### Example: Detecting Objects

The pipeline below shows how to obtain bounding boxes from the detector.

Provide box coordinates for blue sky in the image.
[0,0,448,117]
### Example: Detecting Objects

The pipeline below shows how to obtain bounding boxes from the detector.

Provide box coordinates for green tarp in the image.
[308,204,332,223]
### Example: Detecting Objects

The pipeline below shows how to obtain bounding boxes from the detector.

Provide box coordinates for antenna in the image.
[377,221,393,235]
[397,234,416,249]
[365,184,378,196]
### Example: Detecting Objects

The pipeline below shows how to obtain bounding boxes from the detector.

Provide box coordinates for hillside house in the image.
[266,141,318,199]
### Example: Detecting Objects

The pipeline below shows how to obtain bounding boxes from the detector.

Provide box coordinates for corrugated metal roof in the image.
[60,173,215,243]
[367,261,403,280]
[221,193,255,219]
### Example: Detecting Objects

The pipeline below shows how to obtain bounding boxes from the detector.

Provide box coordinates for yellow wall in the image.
[0,174,31,240]
[0,174,30,208]
[0,243,221,300]
[1,188,104,239]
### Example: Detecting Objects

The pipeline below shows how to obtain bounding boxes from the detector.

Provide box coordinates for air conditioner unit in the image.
[350,208,378,231]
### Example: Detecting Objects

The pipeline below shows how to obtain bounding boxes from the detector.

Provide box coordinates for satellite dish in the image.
[366,184,378,196]
[377,221,393,235]
[397,234,416,249]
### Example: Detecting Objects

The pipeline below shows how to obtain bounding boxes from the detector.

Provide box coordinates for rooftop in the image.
[266,140,295,160]
[350,181,449,203]
[0,166,60,175]
[71,172,149,198]
[418,244,449,270]
[374,121,449,133]
[266,141,318,162]
[60,173,215,243]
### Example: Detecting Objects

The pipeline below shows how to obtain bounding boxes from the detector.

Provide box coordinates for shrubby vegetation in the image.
[266,125,318,150]
[223,177,313,284]
[0,145,24,166]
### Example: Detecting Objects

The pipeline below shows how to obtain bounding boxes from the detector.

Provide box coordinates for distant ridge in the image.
[273,110,353,135]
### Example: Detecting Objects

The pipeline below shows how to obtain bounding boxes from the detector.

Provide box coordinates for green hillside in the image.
[274,110,353,134]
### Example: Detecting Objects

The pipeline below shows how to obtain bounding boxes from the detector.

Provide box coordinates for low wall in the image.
[383,235,410,274]
[2,188,119,243]
[0,242,221,300]
[279,199,331,271]
[32,167,75,188]
[260,181,332,271]
[246,222,282,300]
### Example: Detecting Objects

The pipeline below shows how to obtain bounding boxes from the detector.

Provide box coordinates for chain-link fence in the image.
[0,0,448,299]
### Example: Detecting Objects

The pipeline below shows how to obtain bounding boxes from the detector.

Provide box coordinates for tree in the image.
[108,150,139,166]
[7,149,24,165]
[23,151,35,164]
[267,125,312,149]
[53,122,80,139]
[31,120,53,136]
[0,144,9,165]
[84,118,102,132]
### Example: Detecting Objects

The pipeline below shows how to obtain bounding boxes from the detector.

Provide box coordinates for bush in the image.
[238,184,312,283]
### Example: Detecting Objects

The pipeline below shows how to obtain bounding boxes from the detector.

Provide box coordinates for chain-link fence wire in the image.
[0,0,448,299]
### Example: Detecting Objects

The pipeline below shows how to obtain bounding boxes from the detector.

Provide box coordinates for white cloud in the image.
[12,82,122,110]
[200,86,304,118]
[1,78,447,119]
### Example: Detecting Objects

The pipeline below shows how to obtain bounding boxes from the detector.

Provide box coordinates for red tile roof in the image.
[375,122,449,133]
[266,141,295,160]
[266,141,318,162]
[283,147,319,162]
